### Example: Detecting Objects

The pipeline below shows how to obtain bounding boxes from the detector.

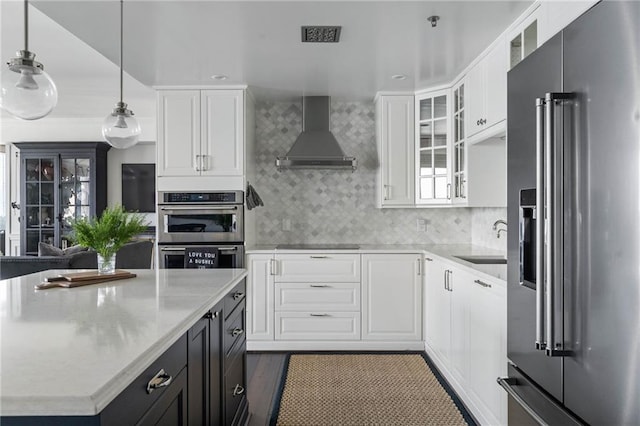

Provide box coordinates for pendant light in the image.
[0,0,58,120]
[102,0,141,149]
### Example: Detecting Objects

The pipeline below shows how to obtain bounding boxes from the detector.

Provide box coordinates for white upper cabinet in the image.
[538,1,597,45]
[157,90,201,177]
[508,6,540,71]
[200,90,244,177]
[415,89,451,205]
[466,36,507,141]
[157,88,245,190]
[451,80,467,204]
[375,94,415,207]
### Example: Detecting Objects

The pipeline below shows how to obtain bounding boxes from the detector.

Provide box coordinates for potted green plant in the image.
[72,206,148,274]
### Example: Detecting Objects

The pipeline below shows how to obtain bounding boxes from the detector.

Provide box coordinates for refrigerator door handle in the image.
[535,97,546,351]
[544,92,574,357]
[497,377,550,426]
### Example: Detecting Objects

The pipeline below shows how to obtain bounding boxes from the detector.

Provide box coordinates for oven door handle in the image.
[159,246,239,252]
[159,206,239,212]
[159,247,187,252]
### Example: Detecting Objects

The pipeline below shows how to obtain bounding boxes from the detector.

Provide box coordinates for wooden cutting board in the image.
[36,270,136,290]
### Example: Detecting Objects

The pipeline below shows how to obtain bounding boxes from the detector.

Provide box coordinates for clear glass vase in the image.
[97,253,116,274]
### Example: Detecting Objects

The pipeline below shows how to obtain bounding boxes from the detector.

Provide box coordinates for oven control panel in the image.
[160,191,243,204]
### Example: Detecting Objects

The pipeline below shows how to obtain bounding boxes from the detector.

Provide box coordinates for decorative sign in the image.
[184,247,219,269]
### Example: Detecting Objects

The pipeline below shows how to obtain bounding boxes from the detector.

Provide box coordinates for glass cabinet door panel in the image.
[459,85,464,109]
[41,231,54,246]
[39,160,55,181]
[26,183,39,204]
[434,120,447,146]
[61,159,75,182]
[25,230,40,254]
[25,159,40,181]
[26,207,39,227]
[434,149,448,174]
[77,182,90,205]
[41,183,54,205]
[420,99,432,121]
[434,177,448,199]
[40,207,54,227]
[434,96,447,118]
[420,178,434,199]
[76,158,90,181]
[454,146,460,174]
[523,21,537,58]
[61,183,75,206]
[459,110,465,139]
[420,151,433,175]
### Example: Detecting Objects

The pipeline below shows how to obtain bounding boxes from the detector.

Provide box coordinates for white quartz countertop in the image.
[0,268,247,417]
[246,244,507,282]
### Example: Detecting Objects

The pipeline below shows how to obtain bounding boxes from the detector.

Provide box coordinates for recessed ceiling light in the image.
[211,74,228,80]
[391,74,407,80]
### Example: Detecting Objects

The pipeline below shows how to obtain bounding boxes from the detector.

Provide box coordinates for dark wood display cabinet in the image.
[14,142,110,255]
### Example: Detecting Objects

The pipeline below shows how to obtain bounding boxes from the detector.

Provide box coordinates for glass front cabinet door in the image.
[15,142,110,255]
[415,89,451,205]
[452,80,467,203]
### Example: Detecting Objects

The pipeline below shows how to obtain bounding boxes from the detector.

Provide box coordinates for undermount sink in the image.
[453,255,507,264]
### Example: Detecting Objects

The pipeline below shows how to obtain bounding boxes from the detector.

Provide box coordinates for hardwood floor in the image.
[246,352,287,426]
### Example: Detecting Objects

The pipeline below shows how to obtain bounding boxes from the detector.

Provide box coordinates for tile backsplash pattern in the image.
[253,100,472,245]
[470,207,508,252]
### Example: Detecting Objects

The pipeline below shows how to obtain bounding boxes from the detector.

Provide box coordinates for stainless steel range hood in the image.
[276,96,357,171]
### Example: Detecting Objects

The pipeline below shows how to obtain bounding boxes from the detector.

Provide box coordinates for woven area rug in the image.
[272,353,474,426]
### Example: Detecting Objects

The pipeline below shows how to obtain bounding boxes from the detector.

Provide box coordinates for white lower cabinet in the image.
[275,312,360,341]
[246,254,274,341]
[362,254,422,341]
[424,255,507,425]
[247,251,424,350]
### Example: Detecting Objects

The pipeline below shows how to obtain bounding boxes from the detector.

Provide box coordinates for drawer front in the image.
[101,334,187,425]
[275,254,361,282]
[224,279,246,320]
[275,282,360,312]
[224,301,246,358]
[275,312,360,340]
[224,349,246,426]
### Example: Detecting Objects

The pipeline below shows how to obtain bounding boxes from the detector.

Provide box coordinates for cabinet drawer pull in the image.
[425,257,433,262]
[233,384,245,396]
[310,256,329,259]
[231,328,244,337]
[309,284,330,288]
[310,313,330,317]
[270,258,277,275]
[232,292,244,300]
[474,279,492,288]
[146,369,172,394]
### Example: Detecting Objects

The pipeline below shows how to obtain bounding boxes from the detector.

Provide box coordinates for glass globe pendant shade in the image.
[102,102,141,149]
[0,50,58,120]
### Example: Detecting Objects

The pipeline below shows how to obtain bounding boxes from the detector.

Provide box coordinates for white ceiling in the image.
[1,0,533,119]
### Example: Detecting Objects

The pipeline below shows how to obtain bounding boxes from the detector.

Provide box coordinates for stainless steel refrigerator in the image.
[501,1,640,424]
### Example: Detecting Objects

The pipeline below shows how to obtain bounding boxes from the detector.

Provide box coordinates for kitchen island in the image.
[0,268,248,425]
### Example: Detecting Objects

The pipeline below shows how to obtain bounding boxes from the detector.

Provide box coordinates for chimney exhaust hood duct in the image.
[276,96,357,171]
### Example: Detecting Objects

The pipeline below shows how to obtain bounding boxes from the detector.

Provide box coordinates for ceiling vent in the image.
[301,26,342,43]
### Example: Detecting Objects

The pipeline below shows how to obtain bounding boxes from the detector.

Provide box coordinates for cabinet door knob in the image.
[231,328,244,337]
[233,384,245,396]
[232,292,244,300]
[146,369,172,394]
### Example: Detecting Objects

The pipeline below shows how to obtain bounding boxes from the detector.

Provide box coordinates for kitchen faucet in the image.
[492,219,507,238]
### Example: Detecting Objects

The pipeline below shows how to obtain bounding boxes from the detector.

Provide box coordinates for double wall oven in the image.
[157,191,244,269]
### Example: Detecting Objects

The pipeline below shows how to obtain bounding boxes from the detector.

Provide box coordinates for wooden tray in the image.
[36,270,136,290]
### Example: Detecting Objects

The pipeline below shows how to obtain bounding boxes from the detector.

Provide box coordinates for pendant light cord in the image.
[24,0,29,51]
[120,0,124,104]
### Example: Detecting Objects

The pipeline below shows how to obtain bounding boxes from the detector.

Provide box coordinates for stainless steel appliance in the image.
[158,191,244,269]
[158,244,244,269]
[158,191,243,244]
[500,2,640,424]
